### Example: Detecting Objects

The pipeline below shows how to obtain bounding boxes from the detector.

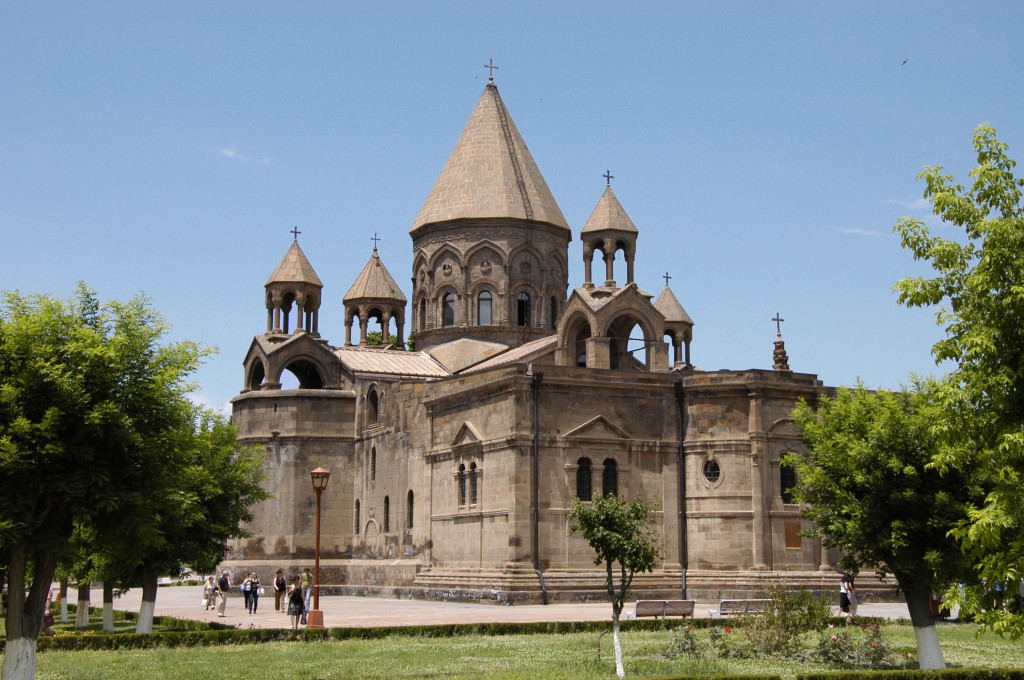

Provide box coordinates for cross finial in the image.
[604,170,614,187]
[483,58,499,82]
[371,232,381,251]
[291,226,301,242]
[663,272,672,287]
[772,312,785,337]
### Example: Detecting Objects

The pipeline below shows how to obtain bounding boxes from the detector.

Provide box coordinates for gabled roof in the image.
[424,337,509,374]
[410,82,569,234]
[654,286,694,325]
[343,249,407,303]
[463,335,558,374]
[581,186,638,236]
[265,241,323,287]
[333,346,449,378]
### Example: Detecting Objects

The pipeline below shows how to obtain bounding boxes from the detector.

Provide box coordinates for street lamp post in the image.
[308,466,331,629]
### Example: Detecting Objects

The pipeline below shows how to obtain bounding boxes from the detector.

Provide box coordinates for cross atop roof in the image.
[604,170,614,187]
[371,232,381,251]
[772,312,785,336]
[291,226,301,242]
[483,58,499,82]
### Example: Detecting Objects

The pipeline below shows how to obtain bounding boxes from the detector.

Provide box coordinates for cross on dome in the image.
[663,272,672,287]
[604,170,614,187]
[371,232,381,251]
[291,226,301,242]
[772,312,785,337]
[483,58,499,82]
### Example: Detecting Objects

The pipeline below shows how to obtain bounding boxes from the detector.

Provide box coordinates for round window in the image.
[703,459,721,484]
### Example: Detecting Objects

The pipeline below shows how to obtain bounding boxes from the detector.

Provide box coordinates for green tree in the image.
[0,286,208,679]
[569,494,659,679]
[366,330,383,346]
[894,124,1024,639]
[788,382,977,669]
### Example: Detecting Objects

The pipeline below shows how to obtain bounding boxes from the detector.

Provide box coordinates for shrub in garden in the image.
[741,581,832,656]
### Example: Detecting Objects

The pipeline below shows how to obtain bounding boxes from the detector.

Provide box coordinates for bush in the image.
[741,581,832,656]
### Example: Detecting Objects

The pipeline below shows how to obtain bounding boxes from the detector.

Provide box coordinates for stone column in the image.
[344,313,353,346]
[625,252,635,284]
[586,337,612,370]
[603,245,616,287]
[266,304,274,333]
[748,390,769,570]
[382,311,392,344]
[583,245,593,287]
[295,293,306,332]
[359,310,369,346]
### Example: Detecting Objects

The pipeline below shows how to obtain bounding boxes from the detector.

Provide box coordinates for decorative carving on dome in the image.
[480,260,492,275]
[442,263,453,277]
[519,262,531,274]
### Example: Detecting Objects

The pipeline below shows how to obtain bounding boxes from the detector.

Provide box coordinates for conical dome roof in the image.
[265,241,323,287]
[343,249,407,303]
[581,186,638,235]
[654,285,693,325]
[410,82,569,234]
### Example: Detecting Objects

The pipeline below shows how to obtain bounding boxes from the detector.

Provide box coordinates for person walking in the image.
[287,576,305,629]
[203,576,216,610]
[216,571,230,617]
[241,573,253,613]
[300,567,313,625]
[274,569,287,612]
[839,572,853,616]
[249,572,261,614]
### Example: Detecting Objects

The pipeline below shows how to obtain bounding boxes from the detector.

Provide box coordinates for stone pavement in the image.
[90,585,912,630]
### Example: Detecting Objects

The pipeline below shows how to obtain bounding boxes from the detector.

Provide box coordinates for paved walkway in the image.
[85,585,912,630]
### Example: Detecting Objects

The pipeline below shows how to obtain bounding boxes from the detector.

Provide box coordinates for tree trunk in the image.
[135,573,159,633]
[102,581,115,633]
[59,578,69,624]
[75,581,90,628]
[904,582,946,669]
[2,545,56,680]
[611,608,625,679]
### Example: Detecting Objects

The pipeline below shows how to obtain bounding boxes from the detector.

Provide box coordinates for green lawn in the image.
[11,622,1024,680]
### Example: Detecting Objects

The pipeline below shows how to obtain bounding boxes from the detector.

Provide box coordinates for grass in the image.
[10,621,1024,680]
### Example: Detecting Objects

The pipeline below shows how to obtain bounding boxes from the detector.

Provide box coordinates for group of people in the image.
[202,567,315,627]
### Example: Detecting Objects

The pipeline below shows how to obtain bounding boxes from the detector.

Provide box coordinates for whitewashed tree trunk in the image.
[1,637,38,680]
[135,574,159,633]
[612,611,625,679]
[905,585,946,670]
[59,578,69,624]
[102,581,115,633]
[74,582,90,628]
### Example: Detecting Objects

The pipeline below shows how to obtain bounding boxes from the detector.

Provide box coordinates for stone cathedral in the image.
[224,76,841,603]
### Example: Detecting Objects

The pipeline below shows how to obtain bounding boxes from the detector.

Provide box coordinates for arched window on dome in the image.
[442,293,456,328]
[354,500,360,535]
[383,495,391,533]
[469,461,478,505]
[477,291,492,326]
[418,297,427,331]
[457,463,466,507]
[407,490,414,529]
[516,292,531,327]
[549,296,558,330]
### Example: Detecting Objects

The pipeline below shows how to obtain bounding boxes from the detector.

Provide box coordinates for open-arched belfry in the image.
[226,75,841,603]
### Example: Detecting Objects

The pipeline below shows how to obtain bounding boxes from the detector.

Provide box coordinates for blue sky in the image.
[3,2,1022,413]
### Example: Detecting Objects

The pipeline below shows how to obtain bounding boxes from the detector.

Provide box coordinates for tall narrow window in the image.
[516,292,531,326]
[442,293,455,327]
[602,458,618,496]
[367,387,379,424]
[576,457,593,501]
[370,447,376,481]
[418,297,426,331]
[780,462,797,504]
[477,291,492,325]
[458,463,466,506]
[383,496,390,533]
[354,500,360,535]
[469,462,478,505]
[549,296,558,330]
[407,490,414,529]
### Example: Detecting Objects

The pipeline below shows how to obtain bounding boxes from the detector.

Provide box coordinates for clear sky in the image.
[3,2,1022,414]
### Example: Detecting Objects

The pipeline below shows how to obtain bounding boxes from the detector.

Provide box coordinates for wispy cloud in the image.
[834,227,888,237]
[219,146,248,161]
[218,147,273,165]
[189,391,232,417]
[885,197,930,211]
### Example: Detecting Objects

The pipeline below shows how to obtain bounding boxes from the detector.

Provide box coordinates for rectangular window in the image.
[784,521,802,549]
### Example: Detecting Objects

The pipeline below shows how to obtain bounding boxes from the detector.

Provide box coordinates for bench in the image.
[627,599,695,619]
[709,598,771,617]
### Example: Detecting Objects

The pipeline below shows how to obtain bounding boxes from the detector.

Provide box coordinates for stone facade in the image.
[224,80,845,603]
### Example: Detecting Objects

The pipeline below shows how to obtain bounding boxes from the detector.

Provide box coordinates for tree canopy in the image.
[0,285,266,676]
[894,123,1024,638]
[788,382,978,669]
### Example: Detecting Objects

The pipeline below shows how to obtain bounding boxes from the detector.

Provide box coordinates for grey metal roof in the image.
[334,347,449,378]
